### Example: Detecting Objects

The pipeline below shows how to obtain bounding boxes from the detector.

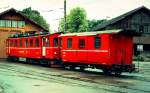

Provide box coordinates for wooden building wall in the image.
[0,32,17,58]
[104,10,150,34]
[0,12,45,58]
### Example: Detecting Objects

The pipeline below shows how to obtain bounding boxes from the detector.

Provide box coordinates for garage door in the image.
[0,32,16,58]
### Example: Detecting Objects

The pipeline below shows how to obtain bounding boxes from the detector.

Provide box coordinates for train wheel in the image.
[69,65,75,70]
[114,71,122,76]
[13,57,18,62]
[79,66,85,71]
[7,57,12,62]
[47,61,51,67]
[27,58,32,64]
[102,69,112,75]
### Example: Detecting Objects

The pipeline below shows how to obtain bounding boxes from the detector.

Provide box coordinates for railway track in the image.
[0,61,150,93]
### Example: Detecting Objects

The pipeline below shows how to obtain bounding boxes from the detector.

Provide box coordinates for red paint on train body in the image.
[61,32,133,66]
[42,33,61,60]
[7,36,42,59]
[6,29,137,75]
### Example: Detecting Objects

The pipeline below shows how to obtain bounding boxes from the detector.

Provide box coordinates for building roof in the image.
[93,6,150,31]
[0,8,48,32]
[60,29,132,36]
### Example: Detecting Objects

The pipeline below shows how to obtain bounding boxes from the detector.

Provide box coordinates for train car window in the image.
[30,39,33,47]
[10,40,13,47]
[6,40,8,47]
[35,38,39,47]
[79,39,85,48]
[45,38,50,47]
[20,40,23,47]
[94,36,101,49]
[67,38,72,48]
[25,39,28,47]
[53,38,58,47]
[14,40,17,47]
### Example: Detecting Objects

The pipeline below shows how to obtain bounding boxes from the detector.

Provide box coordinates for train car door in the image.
[76,36,87,63]
[42,37,46,57]
[116,35,126,65]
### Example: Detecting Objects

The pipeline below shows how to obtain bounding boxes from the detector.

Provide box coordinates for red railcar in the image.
[6,32,61,65]
[6,35,42,62]
[60,29,135,75]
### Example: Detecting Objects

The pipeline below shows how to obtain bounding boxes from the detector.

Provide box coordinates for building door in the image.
[0,31,16,58]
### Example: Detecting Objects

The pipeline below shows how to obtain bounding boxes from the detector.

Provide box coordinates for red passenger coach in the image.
[6,35,42,62]
[60,29,136,75]
[6,32,61,66]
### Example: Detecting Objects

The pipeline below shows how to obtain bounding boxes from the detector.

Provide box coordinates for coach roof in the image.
[60,29,125,36]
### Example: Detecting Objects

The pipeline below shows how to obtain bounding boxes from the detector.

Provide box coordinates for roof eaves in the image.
[0,8,49,32]
[93,6,150,31]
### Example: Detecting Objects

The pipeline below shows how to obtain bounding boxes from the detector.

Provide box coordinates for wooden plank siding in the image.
[0,8,48,58]
[104,10,150,34]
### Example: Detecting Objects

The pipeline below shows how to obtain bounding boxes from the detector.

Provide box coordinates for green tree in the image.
[88,19,107,31]
[59,7,88,33]
[21,7,50,31]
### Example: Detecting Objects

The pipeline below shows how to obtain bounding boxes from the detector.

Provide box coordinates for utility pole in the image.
[64,0,67,32]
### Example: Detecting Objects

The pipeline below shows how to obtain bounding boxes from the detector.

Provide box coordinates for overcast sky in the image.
[0,0,150,32]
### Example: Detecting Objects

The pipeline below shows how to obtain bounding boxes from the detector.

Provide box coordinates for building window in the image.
[35,38,39,47]
[18,21,25,28]
[139,25,144,32]
[148,26,150,33]
[94,36,101,49]
[12,20,18,27]
[79,39,85,48]
[67,38,72,48]
[0,20,5,27]
[0,20,25,28]
[5,20,11,27]
[53,38,58,47]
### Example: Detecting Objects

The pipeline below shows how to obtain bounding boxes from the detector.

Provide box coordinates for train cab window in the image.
[94,36,101,49]
[45,38,50,47]
[20,40,23,47]
[53,38,58,47]
[67,38,72,48]
[35,38,39,47]
[25,39,28,47]
[79,39,85,48]
[30,39,33,47]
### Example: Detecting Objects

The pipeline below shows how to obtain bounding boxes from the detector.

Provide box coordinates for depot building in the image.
[93,6,150,57]
[0,8,48,58]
